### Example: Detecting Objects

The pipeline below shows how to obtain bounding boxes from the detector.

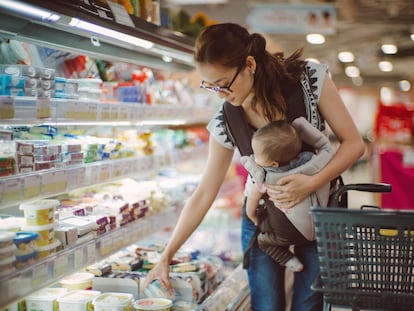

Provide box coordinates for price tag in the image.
[0,96,14,119]
[118,104,129,120]
[99,235,113,256]
[41,170,67,195]
[74,248,85,269]
[112,230,124,250]
[112,160,123,178]
[2,176,22,204]
[32,262,49,287]
[87,241,96,263]
[23,174,41,199]
[36,98,51,118]
[100,103,111,120]
[107,1,135,27]
[54,254,68,278]
[99,163,112,182]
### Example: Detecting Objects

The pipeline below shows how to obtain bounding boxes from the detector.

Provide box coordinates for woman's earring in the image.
[251,71,255,75]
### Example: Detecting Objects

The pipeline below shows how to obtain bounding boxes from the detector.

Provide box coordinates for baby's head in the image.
[252,120,302,167]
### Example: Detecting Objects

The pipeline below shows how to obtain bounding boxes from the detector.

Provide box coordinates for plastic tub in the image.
[25,287,68,311]
[0,244,15,260]
[0,231,15,248]
[20,199,59,225]
[57,290,101,311]
[93,292,134,311]
[59,272,95,290]
[0,255,15,277]
[36,239,61,259]
[21,223,55,247]
[13,231,38,256]
[133,298,172,311]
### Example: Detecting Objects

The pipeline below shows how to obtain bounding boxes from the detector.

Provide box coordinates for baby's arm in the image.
[246,186,263,226]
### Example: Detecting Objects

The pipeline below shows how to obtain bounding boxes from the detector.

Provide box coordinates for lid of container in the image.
[36,239,61,252]
[26,287,68,300]
[93,293,133,305]
[13,231,38,244]
[0,231,15,242]
[134,298,173,310]
[57,290,101,302]
[21,222,55,231]
[59,272,95,285]
[0,217,25,231]
[20,199,60,211]
[15,250,38,262]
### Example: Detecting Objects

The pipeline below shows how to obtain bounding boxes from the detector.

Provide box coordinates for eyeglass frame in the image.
[199,64,245,94]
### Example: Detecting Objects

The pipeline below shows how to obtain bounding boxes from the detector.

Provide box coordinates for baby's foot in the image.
[285,256,304,272]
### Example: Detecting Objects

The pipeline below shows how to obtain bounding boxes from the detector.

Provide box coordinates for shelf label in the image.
[87,241,96,263]
[67,101,98,120]
[99,163,112,182]
[54,254,69,278]
[112,160,123,178]
[0,96,14,119]
[23,174,41,199]
[100,103,111,120]
[41,170,67,195]
[99,235,113,256]
[32,262,49,287]
[1,176,22,204]
[36,99,51,118]
[66,166,86,190]
[107,1,135,27]
[74,247,85,269]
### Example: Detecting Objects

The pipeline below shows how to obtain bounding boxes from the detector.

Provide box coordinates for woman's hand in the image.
[266,174,315,209]
[142,257,173,293]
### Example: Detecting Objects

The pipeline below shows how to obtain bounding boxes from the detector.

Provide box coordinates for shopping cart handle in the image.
[332,183,392,206]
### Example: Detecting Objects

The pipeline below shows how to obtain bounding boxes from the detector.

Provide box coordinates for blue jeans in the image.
[241,203,323,311]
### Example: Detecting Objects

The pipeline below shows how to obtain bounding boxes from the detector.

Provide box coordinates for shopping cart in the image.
[310,183,414,311]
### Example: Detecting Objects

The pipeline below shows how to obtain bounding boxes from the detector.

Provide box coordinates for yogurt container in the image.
[25,287,68,311]
[133,298,173,311]
[0,231,15,248]
[57,290,101,311]
[21,223,55,247]
[59,272,95,290]
[0,255,16,277]
[13,231,38,256]
[93,292,134,311]
[20,199,59,226]
[36,239,61,259]
[0,244,15,260]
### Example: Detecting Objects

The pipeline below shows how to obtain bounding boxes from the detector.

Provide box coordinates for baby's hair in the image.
[253,120,302,165]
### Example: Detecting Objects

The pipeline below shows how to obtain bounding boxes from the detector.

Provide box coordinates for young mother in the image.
[143,23,364,311]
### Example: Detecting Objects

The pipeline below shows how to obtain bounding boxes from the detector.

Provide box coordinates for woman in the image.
[143,23,365,311]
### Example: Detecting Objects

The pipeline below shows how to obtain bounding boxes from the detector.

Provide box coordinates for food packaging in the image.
[20,199,59,225]
[57,290,101,311]
[25,287,68,311]
[59,272,95,290]
[93,292,134,311]
[133,298,173,311]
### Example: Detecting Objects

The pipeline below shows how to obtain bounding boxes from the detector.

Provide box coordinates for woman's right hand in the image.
[142,257,173,293]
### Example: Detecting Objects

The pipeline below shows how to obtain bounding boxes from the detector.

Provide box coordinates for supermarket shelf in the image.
[0,205,181,308]
[0,144,209,210]
[0,0,195,71]
[0,96,217,126]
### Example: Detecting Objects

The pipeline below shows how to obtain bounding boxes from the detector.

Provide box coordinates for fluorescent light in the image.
[345,65,360,77]
[411,34,414,42]
[0,0,61,22]
[338,51,354,62]
[306,34,325,45]
[162,55,173,63]
[69,18,154,49]
[381,44,398,54]
[378,61,393,72]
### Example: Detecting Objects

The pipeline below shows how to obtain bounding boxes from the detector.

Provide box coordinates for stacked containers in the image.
[19,199,60,260]
[25,287,68,311]
[0,231,16,276]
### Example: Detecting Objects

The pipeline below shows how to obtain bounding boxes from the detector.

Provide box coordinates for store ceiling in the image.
[173,0,414,88]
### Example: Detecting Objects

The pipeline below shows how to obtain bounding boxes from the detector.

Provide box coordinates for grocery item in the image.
[57,290,101,311]
[20,199,59,225]
[13,231,38,256]
[59,272,95,290]
[133,298,173,311]
[93,292,134,311]
[36,239,61,259]
[20,223,55,247]
[25,287,68,311]
[0,230,15,247]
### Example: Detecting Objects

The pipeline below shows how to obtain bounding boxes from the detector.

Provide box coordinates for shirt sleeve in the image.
[206,105,236,150]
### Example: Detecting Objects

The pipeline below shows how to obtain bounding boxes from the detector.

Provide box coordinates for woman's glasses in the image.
[200,65,244,94]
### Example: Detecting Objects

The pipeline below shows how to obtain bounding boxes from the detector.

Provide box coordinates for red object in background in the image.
[374,102,414,144]
[380,147,414,210]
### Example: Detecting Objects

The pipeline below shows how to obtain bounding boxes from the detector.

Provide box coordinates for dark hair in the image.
[252,120,302,165]
[194,23,306,121]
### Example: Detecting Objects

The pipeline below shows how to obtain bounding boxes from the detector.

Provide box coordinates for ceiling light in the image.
[345,65,360,78]
[381,44,398,54]
[399,80,411,91]
[306,34,325,45]
[338,51,354,62]
[378,61,393,72]
[69,18,154,49]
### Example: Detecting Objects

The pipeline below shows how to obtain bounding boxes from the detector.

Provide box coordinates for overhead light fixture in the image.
[381,44,398,54]
[306,34,325,45]
[338,51,354,62]
[0,0,61,22]
[378,61,393,72]
[345,65,360,78]
[69,18,154,49]
[399,80,411,91]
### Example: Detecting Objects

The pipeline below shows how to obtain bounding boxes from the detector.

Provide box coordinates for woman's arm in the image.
[268,73,365,208]
[246,186,262,225]
[142,136,234,290]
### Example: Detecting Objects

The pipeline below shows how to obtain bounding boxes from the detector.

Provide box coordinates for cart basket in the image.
[310,207,414,311]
